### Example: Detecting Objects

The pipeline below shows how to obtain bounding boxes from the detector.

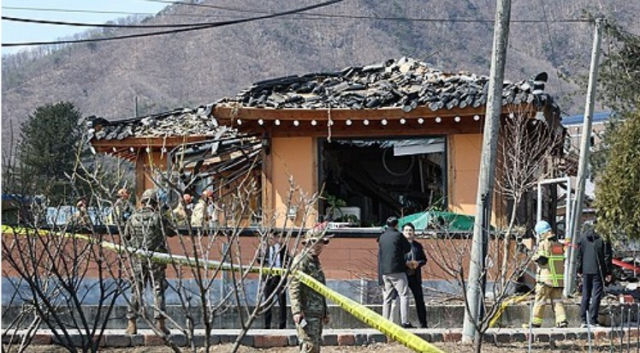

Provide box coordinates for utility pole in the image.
[564,18,603,297]
[135,96,139,117]
[461,0,512,343]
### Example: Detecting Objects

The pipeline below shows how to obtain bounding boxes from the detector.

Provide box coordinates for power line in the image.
[2,6,158,17]
[2,4,593,26]
[140,0,592,23]
[1,5,232,19]
[1,0,344,47]
[2,15,247,28]
[1,13,593,32]
[537,0,568,106]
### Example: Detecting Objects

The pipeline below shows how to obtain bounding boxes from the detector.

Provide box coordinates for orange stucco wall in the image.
[448,133,506,225]
[448,134,483,216]
[268,137,318,227]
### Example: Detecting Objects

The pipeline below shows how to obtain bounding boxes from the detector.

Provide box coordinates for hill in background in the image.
[2,0,639,152]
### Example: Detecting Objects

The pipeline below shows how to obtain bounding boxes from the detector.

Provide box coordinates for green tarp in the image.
[398,211,477,232]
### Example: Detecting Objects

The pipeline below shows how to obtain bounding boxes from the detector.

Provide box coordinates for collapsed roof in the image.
[86,57,560,142]
[85,104,225,142]
[217,56,557,113]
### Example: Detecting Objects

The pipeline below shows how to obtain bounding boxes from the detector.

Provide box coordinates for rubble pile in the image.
[229,57,556,112]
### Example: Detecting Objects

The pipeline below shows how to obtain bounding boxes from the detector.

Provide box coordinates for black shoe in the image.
[557,321,568,328]
[420,324,428,329]
[401,323,415,329]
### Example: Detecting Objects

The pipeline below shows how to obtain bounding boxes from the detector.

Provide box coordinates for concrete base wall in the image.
[3,303,638,331]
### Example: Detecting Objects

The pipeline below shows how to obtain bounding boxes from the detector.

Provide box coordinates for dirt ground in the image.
[16,340,639,353]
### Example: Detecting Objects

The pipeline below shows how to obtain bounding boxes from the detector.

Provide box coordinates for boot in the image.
[125,319,137,335]
[156,318,171,335]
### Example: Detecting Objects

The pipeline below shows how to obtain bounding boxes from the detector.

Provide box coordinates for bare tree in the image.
[110,139,321,353]
[495,108,565,290]
[2,129,322,353]
[424,221,533,353]
[2,189,126,353]
[1,131,135,353]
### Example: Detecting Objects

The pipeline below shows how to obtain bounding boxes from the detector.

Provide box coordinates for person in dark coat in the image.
[402,223,428,328]
[378,216,413,328]
[576,228,613,328]
[260,236,292,329]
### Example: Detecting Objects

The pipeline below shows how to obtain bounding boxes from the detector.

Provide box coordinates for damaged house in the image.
[87,57,569,283]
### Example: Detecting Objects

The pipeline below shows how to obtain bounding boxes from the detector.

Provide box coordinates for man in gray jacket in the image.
[378,217,413,328]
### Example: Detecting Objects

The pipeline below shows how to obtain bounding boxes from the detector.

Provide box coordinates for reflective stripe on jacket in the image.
[534,239,565,288]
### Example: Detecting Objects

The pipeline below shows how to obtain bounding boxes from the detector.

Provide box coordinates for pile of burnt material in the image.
[229,57,553,112]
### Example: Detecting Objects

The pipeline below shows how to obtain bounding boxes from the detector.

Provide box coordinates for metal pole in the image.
[610,310,615,353]
[621,306,625,350]
[565,19,603,297]
[627,306,631,353]
[528,300,533,353]
[135,96,139,117]
[636,304,640,353]
[537,182,543,224]
[462,0,512,342]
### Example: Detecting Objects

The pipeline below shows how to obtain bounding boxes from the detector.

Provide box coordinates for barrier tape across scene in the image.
[2,225,443,353]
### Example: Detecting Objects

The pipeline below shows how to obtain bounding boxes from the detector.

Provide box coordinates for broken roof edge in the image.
[213,102,557,122]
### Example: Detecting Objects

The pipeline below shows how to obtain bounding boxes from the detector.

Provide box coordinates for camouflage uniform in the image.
[124,199,169,320]
[112,198,134,226]
[289,247,328,352]
[190,199,209,227]
[70,203,91,228]
[172,203,189,226]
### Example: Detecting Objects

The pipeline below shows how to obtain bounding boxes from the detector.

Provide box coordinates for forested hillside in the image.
[3,0,639,152]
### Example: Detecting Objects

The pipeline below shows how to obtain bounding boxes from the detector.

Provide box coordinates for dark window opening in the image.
[320,137,447,227]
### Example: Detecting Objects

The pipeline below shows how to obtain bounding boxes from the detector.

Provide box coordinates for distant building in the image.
[562,111,612,151]
[561,111,612,198]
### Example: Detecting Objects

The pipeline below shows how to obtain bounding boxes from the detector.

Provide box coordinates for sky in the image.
[1,0,169,55]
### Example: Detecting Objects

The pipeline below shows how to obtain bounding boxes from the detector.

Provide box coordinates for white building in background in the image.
[561,111,612,198]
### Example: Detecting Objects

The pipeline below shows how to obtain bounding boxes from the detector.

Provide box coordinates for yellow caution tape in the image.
[488,289,533,328]
[2,225,443,353]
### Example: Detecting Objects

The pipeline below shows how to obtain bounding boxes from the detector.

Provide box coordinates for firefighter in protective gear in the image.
[524,220,568,328]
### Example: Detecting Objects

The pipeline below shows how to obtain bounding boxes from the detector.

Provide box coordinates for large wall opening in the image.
[319,137,447,227]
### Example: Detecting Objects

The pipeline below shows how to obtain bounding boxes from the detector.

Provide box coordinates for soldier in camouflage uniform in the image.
[124,189,171,335]
[111,188,134,226]
[191,189,212,227]
[70,198,91,227]
[172,193,193,226]
[289,224,333,353]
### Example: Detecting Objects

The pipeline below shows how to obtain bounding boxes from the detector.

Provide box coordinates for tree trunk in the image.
[500,195,520,290]
[474,335,483,353]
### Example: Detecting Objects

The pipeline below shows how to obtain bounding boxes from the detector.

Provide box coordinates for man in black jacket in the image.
[577,228,613,328]
[260,236,291,329]
[378,217,413,328]
[402,222,429,328]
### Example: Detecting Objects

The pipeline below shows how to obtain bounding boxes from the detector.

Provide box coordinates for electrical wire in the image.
[1,0,344,47]
[537,0,568,107]
[2,4,593,26]
[140,0,592,23]
[2,15,251,28]
[1,5,241,19]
